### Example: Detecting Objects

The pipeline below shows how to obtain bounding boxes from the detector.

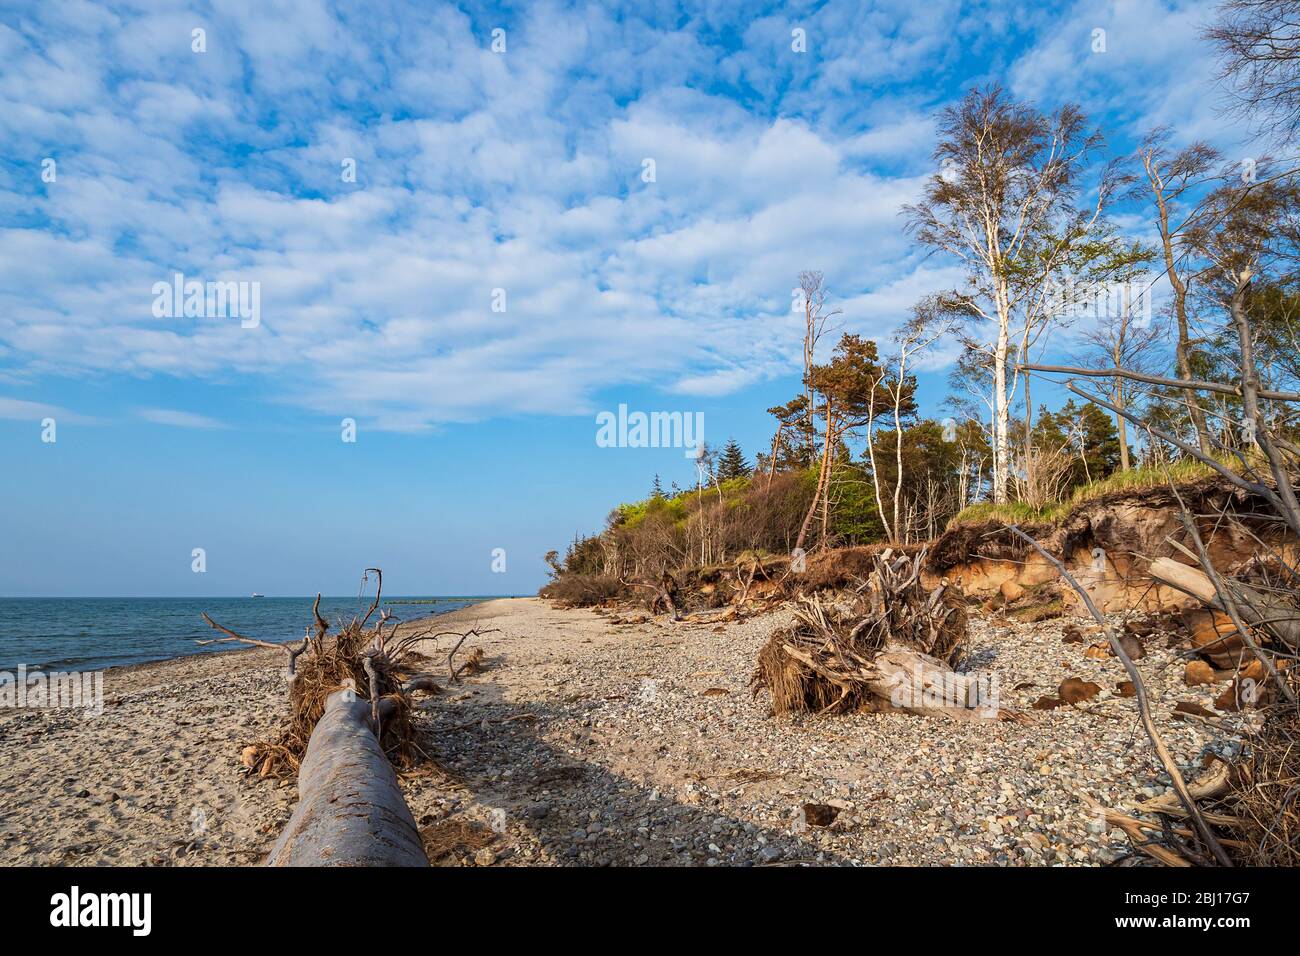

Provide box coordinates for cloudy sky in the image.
[0,0,1253,596]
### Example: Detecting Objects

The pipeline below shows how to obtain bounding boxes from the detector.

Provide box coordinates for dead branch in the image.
[443,627,498,682]
[198,612,309,676]
[362,652,381,730]
[1008,524,1234,866]
[1077,794,1192,867]
[359,567,383,628]
[311,592,329,643]
[1021,362,1300,403]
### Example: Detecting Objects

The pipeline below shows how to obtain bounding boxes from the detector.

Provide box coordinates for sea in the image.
[0,596,498,672]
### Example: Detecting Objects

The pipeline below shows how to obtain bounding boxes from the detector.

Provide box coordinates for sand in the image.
[0,597,1245,866]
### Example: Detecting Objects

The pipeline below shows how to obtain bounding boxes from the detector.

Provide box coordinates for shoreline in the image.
[77,597,522,694]
[0,595,505,675]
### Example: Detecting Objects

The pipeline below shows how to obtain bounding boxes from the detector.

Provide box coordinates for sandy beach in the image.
[0,597,1242,866]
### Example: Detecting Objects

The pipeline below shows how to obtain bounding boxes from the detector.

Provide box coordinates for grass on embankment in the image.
[947,458,1232,529]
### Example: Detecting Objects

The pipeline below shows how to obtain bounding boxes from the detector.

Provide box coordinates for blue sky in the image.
[0,0,1254,596]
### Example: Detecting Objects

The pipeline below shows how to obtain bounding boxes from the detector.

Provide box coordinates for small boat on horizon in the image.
[251,592,264,598]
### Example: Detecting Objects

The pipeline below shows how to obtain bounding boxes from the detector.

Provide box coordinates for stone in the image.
[1184,660,1216,686]
[999,580,1026,602]
[1057,678,1102,704]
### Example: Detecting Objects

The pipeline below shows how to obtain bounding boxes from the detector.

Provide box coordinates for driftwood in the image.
[200,570,494,866]
[1148,556,1218,604]
[1009,526,1235,867]
[266,688,428,867]
[752,549,1024,722]
[1150,555,1300,655]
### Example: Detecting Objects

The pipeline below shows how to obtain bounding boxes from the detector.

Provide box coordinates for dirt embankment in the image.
[927,478,1290,613]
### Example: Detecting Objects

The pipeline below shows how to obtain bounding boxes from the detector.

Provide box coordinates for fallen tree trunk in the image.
[1150,556,1300,653]
[266,689,428,867]
[774,637,1016,721]
[751,549,1025,722]
[1148,556,1218,604]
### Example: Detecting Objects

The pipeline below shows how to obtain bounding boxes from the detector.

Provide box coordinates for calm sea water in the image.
[0,596,497,671]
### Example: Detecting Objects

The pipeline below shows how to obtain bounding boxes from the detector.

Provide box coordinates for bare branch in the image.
[1022,362,1300,403]
[1006,525,1234,867]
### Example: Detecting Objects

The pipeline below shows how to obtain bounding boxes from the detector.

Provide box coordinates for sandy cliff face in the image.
[926,478,1292,613]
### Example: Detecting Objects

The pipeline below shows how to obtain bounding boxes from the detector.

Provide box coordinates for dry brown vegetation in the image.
[201,572,489,778]
[748,549,1024,723]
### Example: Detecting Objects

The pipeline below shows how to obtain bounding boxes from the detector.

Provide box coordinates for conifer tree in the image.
[717,438,751,481]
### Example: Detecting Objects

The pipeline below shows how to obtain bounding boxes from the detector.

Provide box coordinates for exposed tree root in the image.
[751,548,1022,722]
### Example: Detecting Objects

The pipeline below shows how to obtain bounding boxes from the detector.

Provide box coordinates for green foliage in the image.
[948,456,1240,528]
[827,462,885,543]
[717,438,752,481]
[1066,457,1234,505]
[766,395,814,469]
[1032,399,1120,489]
[870,420,963,491]
[949,500,1065,527]
[614,493,689,529]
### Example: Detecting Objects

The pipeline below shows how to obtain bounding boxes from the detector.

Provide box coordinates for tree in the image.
[717,438,751,481]
[1036,400,1120,489]
[798,270,841,466]
[1133,129,1223,453]
[904,86,1117,503]
[1014,221,1151,490]
[1247,280,1300,392]
[1077,286,1169,471]
[870,298,954,542]
[944,346,996,504]
[1207,0,1300,144]
[794,334,892,552]
[650,474,664,498]
[869,420,965,541]
[1188,164,1300,508]
[1075,401,1122,485]
[1017,405,1078,505]
[764,395,812,479]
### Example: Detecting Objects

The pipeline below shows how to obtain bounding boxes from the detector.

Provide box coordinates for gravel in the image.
[394,598,1256,867]
[1,597,1250,867]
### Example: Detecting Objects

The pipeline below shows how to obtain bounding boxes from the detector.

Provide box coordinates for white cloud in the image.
[0,396,98,424]
[0,0,1252,430]
[136,408,229,429]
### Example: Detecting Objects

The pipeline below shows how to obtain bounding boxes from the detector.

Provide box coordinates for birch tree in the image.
[875,298,957,543]
[1134,130,1222,453]
[904,86,1114,503]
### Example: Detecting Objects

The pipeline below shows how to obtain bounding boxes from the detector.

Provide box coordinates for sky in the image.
[0,0,1258,597]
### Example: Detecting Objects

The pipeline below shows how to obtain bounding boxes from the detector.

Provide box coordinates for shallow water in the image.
[0,595,497,671]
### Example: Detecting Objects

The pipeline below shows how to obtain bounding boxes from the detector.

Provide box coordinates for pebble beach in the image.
[0,597,1248,866]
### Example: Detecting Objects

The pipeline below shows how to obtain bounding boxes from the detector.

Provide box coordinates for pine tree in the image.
[651,473,664,498]
[1078,402,1121,483]
[717,438,751,481]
